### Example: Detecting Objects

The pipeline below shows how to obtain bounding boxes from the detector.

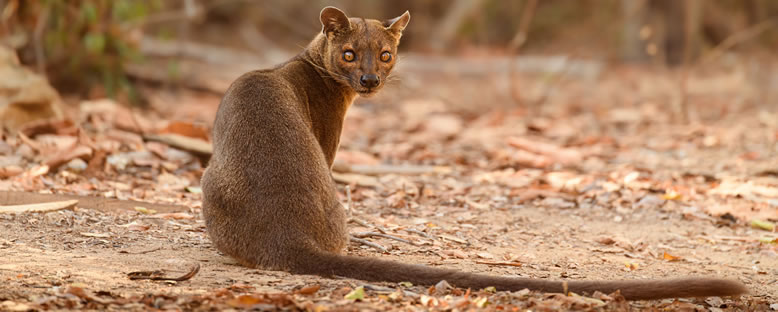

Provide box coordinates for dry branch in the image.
[127,263,200,282]
[0,199,77,213]
[332,172,379,187]
[403,228,434,240]
[508,0,538,52]
[352,231,417,246]
[349,217,389,234]
[333,163,451,176]
[475,260,523,267]
[431,0,488,51]
[350,236,388,253]
[700,18,777,65]
[0,191,186,213]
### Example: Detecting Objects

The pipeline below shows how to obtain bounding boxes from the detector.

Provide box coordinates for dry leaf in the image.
[294,284,320,295]
[476,252,495,259]
[150,212,195,220]
[344,286,365,301]
[441,249,467,259]
[750,219,775,232]
[159,121,210,141]
[80,232,111,238]
[433,280,452,296]
[662,252,682,262]
[134,206,157,214]
[420,295,439,307]
[473,296,489,308]
[226,295,264,308]
[508,136,583,165]
[661,190,682,200]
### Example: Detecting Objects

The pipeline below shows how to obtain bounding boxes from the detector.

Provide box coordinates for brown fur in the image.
[201,7,747,300]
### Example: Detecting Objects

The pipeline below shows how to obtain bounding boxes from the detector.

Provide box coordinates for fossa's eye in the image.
[380,51,392,62]
[343,50,356,62]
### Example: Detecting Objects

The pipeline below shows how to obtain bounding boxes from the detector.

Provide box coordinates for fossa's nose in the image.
[359,74,380,88]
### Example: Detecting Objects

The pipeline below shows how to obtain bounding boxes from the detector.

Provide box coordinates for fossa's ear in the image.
[320,7,351,36]
[383,11,410,37]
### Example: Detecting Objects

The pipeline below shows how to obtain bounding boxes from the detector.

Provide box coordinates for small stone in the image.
[636,195,665,209]
[64,158,88,172]
[107,151,153,171]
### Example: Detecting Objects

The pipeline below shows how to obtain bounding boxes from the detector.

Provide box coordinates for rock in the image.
[64,158,88,173]
[107,151,153,171]
[635,195,665,209]
[0,45,63,131]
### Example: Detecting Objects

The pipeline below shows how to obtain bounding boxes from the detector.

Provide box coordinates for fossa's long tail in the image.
[290,249,747,300]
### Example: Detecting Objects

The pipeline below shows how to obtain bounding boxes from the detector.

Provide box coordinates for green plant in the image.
[7,0,162,103]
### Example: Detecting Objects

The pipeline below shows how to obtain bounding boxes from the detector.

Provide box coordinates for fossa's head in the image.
[318,7,410,97]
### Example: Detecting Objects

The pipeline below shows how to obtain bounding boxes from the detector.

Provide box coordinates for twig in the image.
[333,163,451,176]
[361,284,396,293]
[676,0,704,123]
[350,236,388,253]
[332,172,379,187]
[128,108,148,136]
[346,185,353,218]
[0,199,78,213]
[16,132,41,152]
[431,0,488,51]
[475,260,523,267]
[362,284,420,298]
[352,231,417,246]
[127,263,200,281]
[404,228,434,240]
[0,191,186,213]
[699,18,777,65]
[119,246,163,255]
[678,18,777,123]
[416,183,425,200]
[348,217,388,234]
[710,235,756,242]
[508,0,538,52]
[507,0,538,106]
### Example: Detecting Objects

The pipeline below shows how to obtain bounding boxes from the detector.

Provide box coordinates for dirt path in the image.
[1,189,775,310]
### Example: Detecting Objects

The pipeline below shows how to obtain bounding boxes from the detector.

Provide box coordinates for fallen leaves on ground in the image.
[1,54,777,311]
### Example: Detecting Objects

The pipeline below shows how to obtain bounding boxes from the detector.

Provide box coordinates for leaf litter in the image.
[0,62,777,310]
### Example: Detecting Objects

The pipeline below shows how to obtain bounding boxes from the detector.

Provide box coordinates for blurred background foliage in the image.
[1,0,776,105]
[1,0,165,102]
